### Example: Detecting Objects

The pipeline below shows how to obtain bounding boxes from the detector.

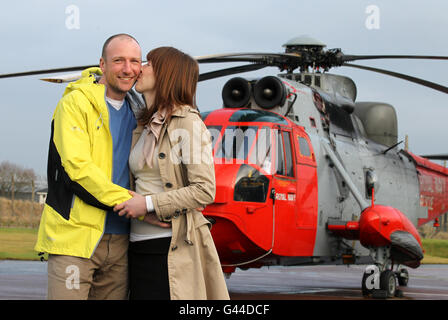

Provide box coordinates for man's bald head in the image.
[102,33,140,61]
[99,34,142,100]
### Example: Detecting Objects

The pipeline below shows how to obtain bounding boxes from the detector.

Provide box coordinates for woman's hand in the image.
[143,212,171,228]
[114,190,147,219]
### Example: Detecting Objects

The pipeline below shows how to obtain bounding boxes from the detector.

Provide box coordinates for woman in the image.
[115,46,229,300]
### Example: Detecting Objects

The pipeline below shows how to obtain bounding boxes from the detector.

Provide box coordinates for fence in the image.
[0,197,43,228]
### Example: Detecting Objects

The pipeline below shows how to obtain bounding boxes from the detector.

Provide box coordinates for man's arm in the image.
[53,92,132,208]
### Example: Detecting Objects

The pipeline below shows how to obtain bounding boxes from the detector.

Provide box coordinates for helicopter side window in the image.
[234,164,270,203]
[298,136,311,158]
[275,131,285,176]
[275,130,295,177]
[282,131,295,177]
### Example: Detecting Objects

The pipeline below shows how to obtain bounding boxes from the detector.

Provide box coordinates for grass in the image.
[1,228,448,263]
[0,228,42,260]
[421,255,448,264]
[421,238,448,257]
[421,238,448,264]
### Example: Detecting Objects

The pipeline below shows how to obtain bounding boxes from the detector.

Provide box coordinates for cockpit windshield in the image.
[206,124,274,175]
[228,109,288,125]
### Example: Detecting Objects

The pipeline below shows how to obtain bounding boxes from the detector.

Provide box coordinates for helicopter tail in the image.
[405,151,448,226]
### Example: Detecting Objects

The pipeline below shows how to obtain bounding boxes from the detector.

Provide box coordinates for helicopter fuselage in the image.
[202,72,448,273]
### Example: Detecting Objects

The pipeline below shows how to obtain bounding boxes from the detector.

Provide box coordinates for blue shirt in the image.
[104,98,137,234]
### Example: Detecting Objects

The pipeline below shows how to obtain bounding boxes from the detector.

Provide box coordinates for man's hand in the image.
[114,190,147,219]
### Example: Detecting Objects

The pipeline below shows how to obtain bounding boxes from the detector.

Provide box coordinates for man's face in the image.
[135,62,156,94]
[100,37,142,100]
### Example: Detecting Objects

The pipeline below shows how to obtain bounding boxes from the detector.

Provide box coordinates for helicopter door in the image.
[293,129,318,254]
[271,128,297,255]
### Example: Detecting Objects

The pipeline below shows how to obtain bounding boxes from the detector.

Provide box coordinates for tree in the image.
[0,160,37,198]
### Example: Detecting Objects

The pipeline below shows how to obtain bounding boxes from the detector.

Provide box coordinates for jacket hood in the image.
[63,67,106,113]
[62,67,145,115]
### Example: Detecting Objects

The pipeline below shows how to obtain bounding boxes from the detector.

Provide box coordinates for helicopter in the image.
[194,35,448,299]
[1,35,447,299]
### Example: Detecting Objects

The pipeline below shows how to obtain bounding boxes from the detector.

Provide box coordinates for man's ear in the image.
[99,57,106,73]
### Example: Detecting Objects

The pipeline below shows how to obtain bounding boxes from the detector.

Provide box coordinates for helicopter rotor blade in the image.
[420,154,448,161]
[40,72,84,83]
[0,65,97,79]
[342,63,448,94]
[342,54,448,63]
[199,63,267,82]
[195,52,300,64]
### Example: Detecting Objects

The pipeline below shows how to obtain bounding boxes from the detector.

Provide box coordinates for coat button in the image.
[184,239,194,246]
[173,209,180,218]
[158,152,166,159]
[171,245,178,251]
[181,208,187,214]
[165,182,173,188]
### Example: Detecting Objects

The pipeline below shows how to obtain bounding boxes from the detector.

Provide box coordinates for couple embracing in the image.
[35,34,229,300]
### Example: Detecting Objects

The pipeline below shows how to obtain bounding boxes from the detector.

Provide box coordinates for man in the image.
[35,34,143,299]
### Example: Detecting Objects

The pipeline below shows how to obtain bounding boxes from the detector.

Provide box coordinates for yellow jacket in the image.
[35,68,134,258]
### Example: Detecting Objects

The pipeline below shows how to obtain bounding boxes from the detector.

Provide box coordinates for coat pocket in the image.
[196,221,213,249]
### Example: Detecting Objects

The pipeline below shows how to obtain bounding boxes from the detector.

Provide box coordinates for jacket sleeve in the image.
[52,92,132,210]
[151,113,216,221]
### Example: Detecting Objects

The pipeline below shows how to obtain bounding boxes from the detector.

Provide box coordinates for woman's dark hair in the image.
[138,46,199,124]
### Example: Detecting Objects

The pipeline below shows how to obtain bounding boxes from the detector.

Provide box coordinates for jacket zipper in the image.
[90,107,112,258]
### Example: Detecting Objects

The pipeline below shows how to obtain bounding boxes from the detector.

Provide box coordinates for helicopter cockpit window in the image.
[200,111,212,122]
[249,126,272,174]
[206,125,222,150]
[229,109,288,125]
[215,126,258,160]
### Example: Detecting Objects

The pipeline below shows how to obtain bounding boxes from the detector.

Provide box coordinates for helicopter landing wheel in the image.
[379,270,397,298]
[396,268,409,286]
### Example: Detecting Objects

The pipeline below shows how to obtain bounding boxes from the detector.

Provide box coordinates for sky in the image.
[0,0,447,182]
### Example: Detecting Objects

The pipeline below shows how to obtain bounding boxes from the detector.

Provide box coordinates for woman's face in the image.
[135,62,156,94]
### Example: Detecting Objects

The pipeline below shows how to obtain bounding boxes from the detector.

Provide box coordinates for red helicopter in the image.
[2,36,447,298]
[194,36,448,298]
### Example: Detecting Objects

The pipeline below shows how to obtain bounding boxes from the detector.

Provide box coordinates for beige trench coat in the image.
[131,105,230,300]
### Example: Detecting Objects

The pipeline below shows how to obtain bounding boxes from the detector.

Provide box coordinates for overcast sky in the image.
[1,0,447,180]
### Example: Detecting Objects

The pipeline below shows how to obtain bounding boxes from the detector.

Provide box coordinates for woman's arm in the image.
[114,111,215,222]
[150,112,215,222]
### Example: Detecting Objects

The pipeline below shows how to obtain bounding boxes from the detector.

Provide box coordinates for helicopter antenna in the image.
[382,140,404,155]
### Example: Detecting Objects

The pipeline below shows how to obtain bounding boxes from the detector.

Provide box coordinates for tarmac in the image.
[1,260,448,300]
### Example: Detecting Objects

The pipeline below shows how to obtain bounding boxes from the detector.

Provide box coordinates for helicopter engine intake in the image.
[221,76,289,110]
[253,76,287,109]
[222,77,252,108]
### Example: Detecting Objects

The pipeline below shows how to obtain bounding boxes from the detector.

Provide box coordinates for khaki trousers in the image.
[47,234,129,300]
